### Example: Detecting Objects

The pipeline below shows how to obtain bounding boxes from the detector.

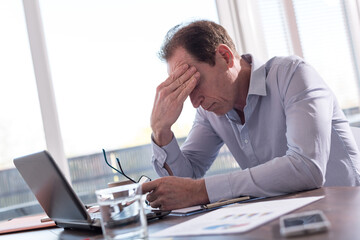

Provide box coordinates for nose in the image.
[190,89,204,108]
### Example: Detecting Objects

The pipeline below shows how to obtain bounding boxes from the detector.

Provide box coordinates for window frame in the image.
[343,0,360,84]
[22,0,70,180]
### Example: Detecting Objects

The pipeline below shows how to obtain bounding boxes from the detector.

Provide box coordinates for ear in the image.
[216,44,234,68]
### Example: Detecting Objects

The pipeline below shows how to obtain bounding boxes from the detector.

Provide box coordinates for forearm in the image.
[152,129,173,147]
[205,152,324,203]
[194,178,210,205]
[151,128,222,179]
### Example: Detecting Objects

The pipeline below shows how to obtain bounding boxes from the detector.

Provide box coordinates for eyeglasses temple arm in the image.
[102,149,123,175]
[116,158,136,183]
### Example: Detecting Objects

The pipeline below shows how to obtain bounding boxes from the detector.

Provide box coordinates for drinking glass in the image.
[96,183,148,240]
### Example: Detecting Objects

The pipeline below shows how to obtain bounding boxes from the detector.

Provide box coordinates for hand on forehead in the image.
[167,47,198,74]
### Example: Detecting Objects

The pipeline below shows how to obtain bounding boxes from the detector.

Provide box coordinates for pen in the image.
[201,196,250,209]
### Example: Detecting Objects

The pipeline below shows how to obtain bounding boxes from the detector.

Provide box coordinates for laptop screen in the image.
[13,151,89,223]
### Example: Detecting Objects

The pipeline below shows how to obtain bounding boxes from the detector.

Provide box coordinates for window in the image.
[0,0,46,219]
[292,0,359,112]
[245,0,360,121]
[257,0,292,58]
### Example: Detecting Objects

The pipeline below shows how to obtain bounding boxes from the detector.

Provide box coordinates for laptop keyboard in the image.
[87,204,170,221]
[90,211,102,219]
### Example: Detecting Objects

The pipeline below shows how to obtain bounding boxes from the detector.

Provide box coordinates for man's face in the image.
[167,47,237,115]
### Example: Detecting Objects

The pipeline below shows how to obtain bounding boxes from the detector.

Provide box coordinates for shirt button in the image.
[244,139,248,144]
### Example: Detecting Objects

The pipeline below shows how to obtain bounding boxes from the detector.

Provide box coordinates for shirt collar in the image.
[241,54,267,97]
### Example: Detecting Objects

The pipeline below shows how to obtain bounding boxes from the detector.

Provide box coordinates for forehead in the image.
[167,47,198,74]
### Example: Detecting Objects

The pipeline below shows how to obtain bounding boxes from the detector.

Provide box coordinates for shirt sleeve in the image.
[205,60,333,202]
[151,108,224,179]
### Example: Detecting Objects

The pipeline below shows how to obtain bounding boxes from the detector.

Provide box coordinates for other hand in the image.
[142,176,209,210]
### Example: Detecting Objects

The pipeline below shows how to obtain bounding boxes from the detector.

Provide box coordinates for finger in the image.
[159,64,188,90]
[164,66,197,92]
[155,67,187,94]
[150,199,162,209]
[163,64,189,86]
[168,66,197,92]
[141,181,158,194]
[175,72,200,102]
[146,191,158,202]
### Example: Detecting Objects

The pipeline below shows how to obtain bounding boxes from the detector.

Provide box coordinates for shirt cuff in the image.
[151,134,181,167]
[205,169,254,203]
[151,137,167,167]
[205,173,233,203]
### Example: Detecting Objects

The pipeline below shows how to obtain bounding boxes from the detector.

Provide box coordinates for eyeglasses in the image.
[102,149,151,184]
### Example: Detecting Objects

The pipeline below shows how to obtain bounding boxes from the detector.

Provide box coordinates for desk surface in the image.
[1,186,359,240]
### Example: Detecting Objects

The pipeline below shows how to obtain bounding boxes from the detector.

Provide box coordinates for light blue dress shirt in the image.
[151,55,360,203]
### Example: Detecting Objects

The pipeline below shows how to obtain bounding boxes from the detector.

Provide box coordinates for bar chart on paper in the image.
[153,196,324,237]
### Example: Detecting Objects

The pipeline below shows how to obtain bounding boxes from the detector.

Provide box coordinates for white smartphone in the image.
[280,210,331,237]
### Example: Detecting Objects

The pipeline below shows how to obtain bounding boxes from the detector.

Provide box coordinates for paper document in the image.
[170,205,204,216]
[152,196,324,237]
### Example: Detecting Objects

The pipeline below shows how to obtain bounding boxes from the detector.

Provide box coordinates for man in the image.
[142,20,360,210]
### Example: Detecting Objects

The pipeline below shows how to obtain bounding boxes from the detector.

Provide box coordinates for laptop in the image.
[13,150,170,231]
